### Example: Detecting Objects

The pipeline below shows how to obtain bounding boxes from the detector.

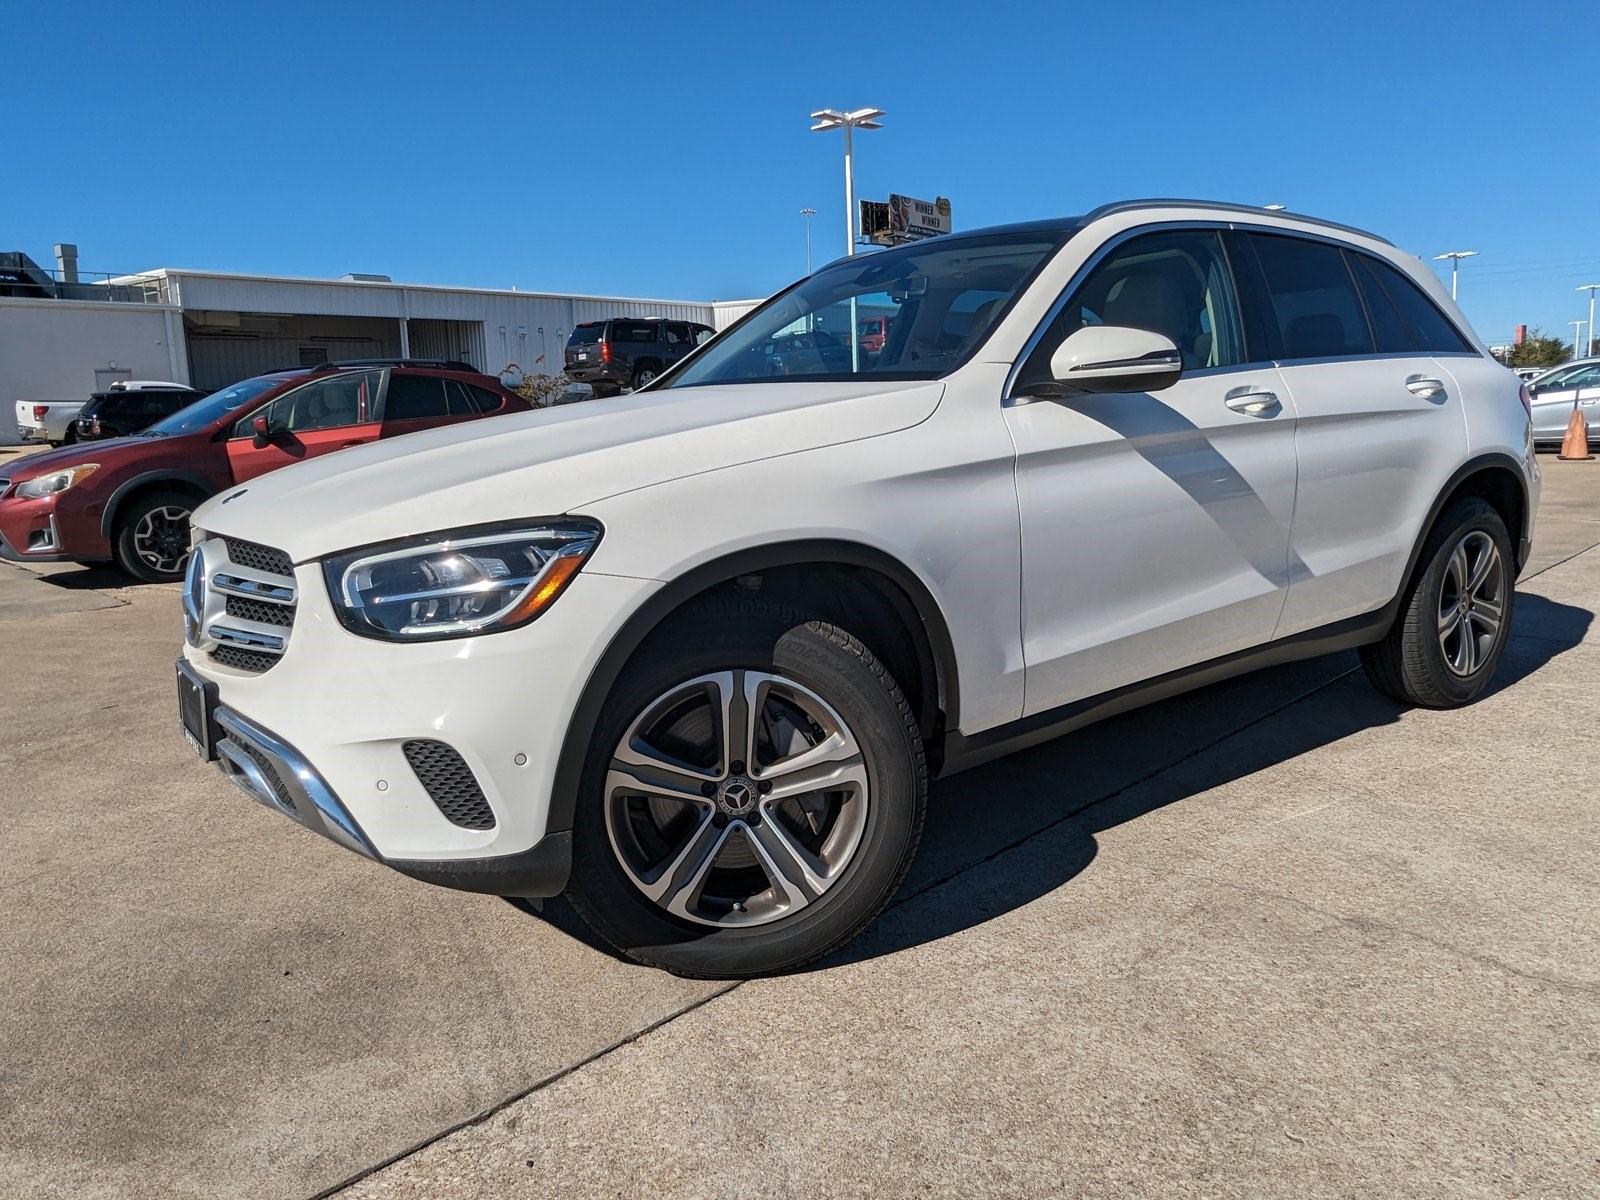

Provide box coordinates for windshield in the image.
[664,231,1067,389]
[141,377,284,436]
[568,323,604,347]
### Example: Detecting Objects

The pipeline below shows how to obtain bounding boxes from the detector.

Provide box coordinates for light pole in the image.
[1572,319,1588,362]
[1433,249,1479,300]
[1577,284,1600,357]
[800,207,816,274]
[810,107,883,371]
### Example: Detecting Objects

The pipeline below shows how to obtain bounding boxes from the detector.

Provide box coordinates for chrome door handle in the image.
[1224,386,1281,416]
[1406,375,1446,398]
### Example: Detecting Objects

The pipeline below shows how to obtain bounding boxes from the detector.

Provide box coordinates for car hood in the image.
[194,380,944,563]
[1,437,145,480]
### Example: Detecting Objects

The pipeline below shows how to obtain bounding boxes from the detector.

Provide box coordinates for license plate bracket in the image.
[176,660,218,762]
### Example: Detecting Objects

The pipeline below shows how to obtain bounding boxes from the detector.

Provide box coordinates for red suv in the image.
[0,359,529,581]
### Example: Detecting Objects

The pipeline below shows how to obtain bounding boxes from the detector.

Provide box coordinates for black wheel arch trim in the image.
[100,470,217,539]
[545,539,961,835]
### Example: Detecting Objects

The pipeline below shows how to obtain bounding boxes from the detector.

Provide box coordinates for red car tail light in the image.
[600,340,612,364]
[32,404,48,420]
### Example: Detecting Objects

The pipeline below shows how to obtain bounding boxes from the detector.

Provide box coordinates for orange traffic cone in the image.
[1557,408,1594,461]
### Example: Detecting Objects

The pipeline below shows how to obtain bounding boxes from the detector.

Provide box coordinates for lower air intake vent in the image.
[402,740,496,831]
[212,644,282,673]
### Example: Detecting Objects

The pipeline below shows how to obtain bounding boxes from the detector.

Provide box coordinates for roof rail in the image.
[1081,199,1395,246]
[308,358,479,373]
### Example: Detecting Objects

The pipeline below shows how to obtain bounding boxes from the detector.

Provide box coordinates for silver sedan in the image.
[1529,357,1600,448]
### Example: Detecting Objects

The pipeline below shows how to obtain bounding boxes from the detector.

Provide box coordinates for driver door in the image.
[224,369,383,483]
[1002,227,1300,714]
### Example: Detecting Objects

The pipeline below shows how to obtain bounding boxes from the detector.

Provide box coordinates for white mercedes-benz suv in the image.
[177,200,1539,977]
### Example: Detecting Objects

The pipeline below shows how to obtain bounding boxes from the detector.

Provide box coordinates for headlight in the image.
[323,519,602,641]
[16,464,99,499]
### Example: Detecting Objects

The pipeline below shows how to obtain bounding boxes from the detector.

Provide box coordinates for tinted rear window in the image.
[1247,233,1372,360]
[611,320,658,343]
[1361,255,1474,354]
[568,323,605,347]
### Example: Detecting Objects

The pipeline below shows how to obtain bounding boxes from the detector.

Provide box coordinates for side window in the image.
[664,322,692,345]
[382,373,449,421]
[1348,254,1413,353]
[468,383,505,411]
[1019,229,1246,391]
[612,320,657,344]
[233,371,378,438]
[1554,364,1600,391]
[693,325,715,346]
[1247,233,1372,360]
[1362,256,1474,354]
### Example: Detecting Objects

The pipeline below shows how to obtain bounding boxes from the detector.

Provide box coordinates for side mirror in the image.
[1040,325,1184,396]
[250,413,275,449]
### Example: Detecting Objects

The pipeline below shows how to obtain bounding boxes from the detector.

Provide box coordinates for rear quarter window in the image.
[1360,255,1474,354]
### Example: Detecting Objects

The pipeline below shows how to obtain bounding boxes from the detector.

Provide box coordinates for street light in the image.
[1433,249,1479,300]
[800,207,816,274]
[1572,319,1589,362]
[809,107,884,258]
[1577,284,1600,357]
[811,107,883,372]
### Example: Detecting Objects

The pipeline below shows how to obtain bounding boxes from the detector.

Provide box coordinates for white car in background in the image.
[15,398,88,446]
[177,199,1539,978]
[1526,357,1600,449]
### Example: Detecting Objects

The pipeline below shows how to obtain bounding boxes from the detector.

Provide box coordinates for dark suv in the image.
[564,317,714,396]
[77,382,205,441]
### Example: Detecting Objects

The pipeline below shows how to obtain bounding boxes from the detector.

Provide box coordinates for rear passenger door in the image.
[1229,231,1472,636]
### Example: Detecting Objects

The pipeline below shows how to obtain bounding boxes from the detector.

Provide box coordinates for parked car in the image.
[1526,356,1600,449]
[0,359,528,581]
[564,317,715,396]
[15,399,88,446]
[1512,366,1546,383]
[858,315,891,353]
[176,201,1537,978]
[76,381,205,441]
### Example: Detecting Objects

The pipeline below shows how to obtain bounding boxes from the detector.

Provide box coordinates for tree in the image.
[1504,328,1571,369]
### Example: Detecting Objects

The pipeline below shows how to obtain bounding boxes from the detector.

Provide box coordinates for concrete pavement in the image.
[2,457,1596,1198]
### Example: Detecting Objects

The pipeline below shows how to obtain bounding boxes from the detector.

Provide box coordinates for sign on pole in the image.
[860,194,952,246]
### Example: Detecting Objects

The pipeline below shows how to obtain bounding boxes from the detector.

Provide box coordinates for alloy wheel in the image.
[133,505,193,575]
[1438,529,1504,676]
[604,670,870,928]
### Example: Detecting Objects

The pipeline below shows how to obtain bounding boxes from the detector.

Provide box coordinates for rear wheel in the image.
[1360,497,1513,707]
[113,490,196,582]
[631,363,659,390]
[566,596,926,977]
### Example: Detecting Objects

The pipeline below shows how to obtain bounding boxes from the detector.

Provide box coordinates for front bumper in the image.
[197,689,573,895]
[180,552,659,894]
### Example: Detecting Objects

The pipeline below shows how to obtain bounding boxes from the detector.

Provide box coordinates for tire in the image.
[566,595,927,978]
[589,381,621,398]
[631,363,658,390]
[63,427,78,445]
[1360,497,1514,708]
[112,490,197,582]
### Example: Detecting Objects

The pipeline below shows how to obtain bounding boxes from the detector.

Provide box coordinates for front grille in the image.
[224,537,294,577]
[212,644,283,673]
[225,595,294,627]
[233,737,297,813]
[403,740,496,830]
[200,536,297,675]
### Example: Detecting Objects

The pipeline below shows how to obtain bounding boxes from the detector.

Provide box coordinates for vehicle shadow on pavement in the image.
[823,592,1592,970]
[518,594,1591,972]
[34,565,138,590]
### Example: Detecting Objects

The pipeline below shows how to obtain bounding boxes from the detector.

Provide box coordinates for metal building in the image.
[128,269,745,391]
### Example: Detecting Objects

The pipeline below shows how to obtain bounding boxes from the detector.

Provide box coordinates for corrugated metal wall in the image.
[166,271,722,380]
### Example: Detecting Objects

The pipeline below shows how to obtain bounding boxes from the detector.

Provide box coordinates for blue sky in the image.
[7,0,1599,346]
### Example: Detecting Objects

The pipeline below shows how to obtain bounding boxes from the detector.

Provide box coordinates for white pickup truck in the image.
[15,399,88,446]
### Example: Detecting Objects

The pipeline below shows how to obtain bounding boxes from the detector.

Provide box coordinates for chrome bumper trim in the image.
[213,706,375,858]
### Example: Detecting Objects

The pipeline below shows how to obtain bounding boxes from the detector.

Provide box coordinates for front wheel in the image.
[1360,497,1514,707]
[566,597,926,977]
[113,490,196,582]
